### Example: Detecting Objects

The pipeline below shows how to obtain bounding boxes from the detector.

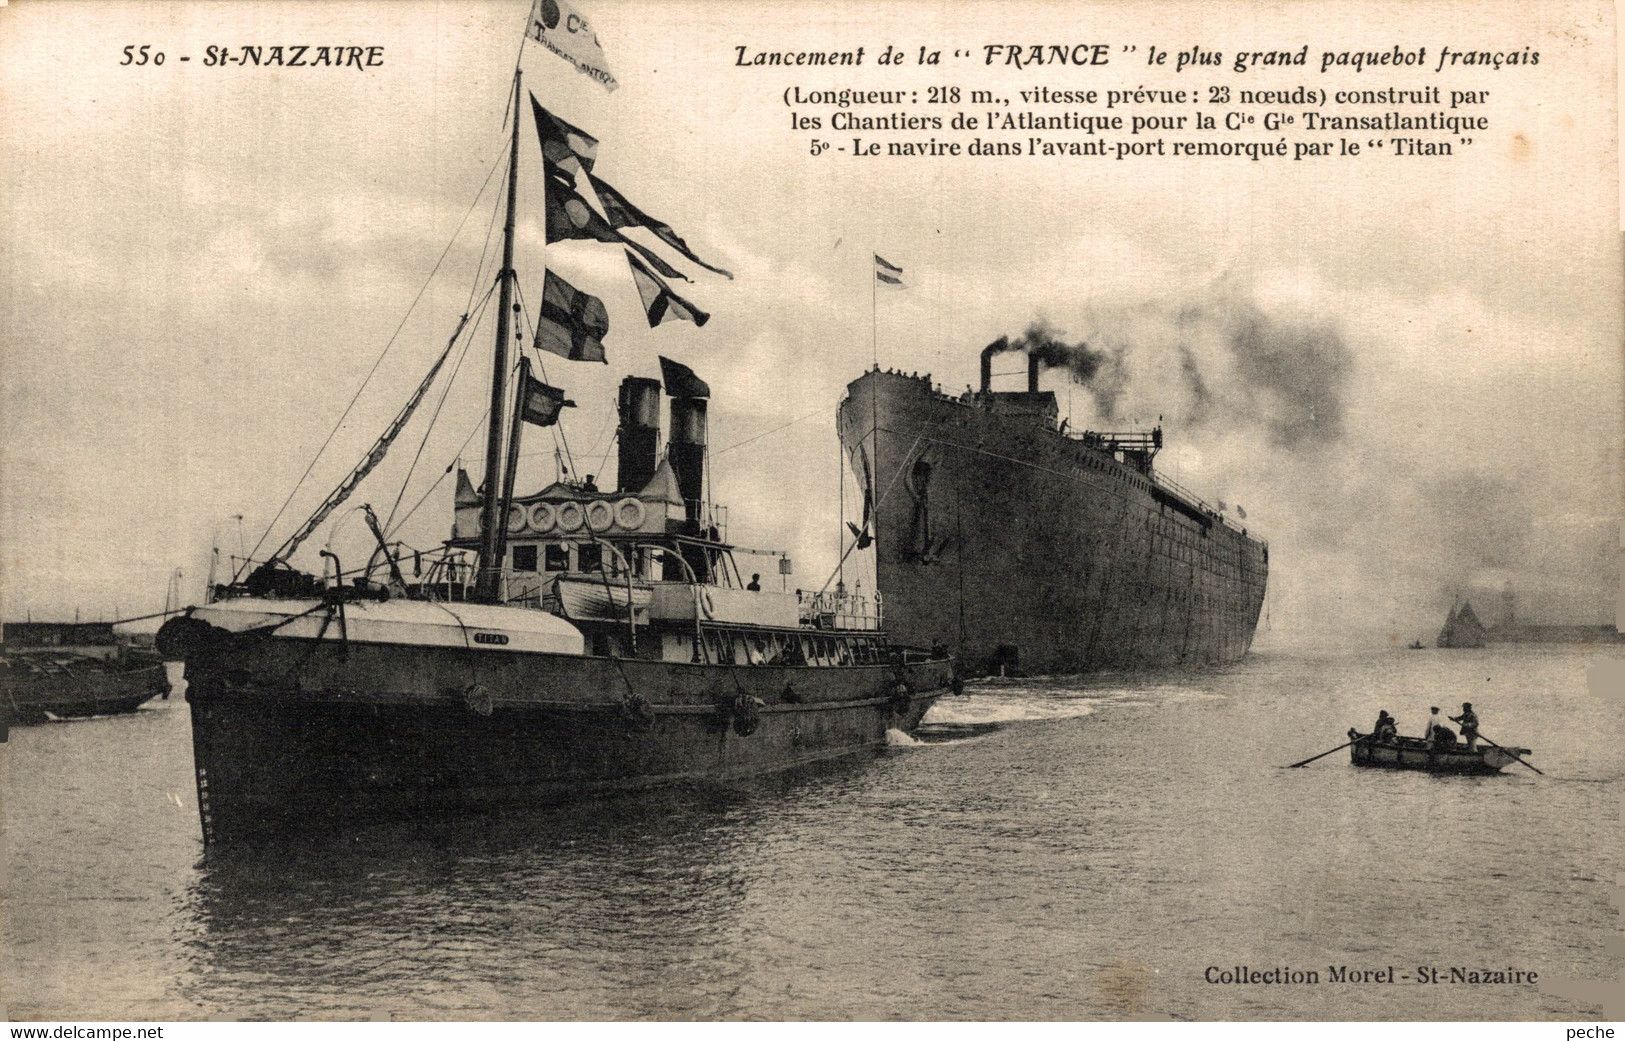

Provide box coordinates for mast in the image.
[476,70,524,602]
[493,355,533,588]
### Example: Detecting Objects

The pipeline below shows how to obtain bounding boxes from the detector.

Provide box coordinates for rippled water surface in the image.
[4,645,1619,1020]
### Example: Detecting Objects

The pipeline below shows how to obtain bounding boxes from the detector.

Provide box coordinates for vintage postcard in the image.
[2,0,1619,1027]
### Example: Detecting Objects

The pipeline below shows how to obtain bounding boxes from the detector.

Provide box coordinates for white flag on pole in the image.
[527,0,619,93]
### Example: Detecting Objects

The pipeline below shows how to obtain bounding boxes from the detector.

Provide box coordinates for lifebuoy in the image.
[556,501,585,532]
[614,497,646,530]
[528,502,556,533]
[506,504,527,534]
[585,499,614,532]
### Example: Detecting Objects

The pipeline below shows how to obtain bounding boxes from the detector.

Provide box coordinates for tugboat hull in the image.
[184,632,948,845]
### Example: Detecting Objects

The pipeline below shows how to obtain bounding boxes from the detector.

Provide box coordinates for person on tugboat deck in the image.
[1372,710,1397,741]
[1449,702,1479,750]
[746,573,761,591]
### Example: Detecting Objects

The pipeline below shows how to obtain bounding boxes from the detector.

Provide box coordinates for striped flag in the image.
[874,254,904,287]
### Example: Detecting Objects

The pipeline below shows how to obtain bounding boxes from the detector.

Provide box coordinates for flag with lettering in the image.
[536,269,609,363]
[529,95,598,174]
[627,252,710,329]
[518,372,573,427]
[874,254,904,287]
[526,0,618,93]
[588,172,733,279]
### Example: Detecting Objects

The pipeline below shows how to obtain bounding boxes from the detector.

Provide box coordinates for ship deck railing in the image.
[1145,471,1263,544]
[798,590,882,631]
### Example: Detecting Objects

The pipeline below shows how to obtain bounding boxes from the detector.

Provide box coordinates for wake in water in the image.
[915,676,1222,739]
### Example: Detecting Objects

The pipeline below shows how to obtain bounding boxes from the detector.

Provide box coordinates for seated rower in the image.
[1372,710,1398,741]
[1430,723,1458,748]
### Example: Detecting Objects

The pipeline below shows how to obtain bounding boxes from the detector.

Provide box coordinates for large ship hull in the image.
[838,369,1268,675]
[182,628,948,846]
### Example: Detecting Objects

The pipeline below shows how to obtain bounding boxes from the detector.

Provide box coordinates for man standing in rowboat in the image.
[1450,702,1480,750]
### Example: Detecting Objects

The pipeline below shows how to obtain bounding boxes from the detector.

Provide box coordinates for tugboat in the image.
[157,33,952,846]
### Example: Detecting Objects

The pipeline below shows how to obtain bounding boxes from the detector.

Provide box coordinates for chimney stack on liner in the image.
[1028,351,1041,394]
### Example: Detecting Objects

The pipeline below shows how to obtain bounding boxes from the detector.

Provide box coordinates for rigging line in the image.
[237,130,516,581]
[578,410,616,465]
[382,279,501,531]
[386,408,491,539]
[596,428,618,486]
[711,405,827,458]
[465,148,512,315]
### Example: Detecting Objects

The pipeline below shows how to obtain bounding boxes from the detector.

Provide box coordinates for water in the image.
[4,646,1619,1021]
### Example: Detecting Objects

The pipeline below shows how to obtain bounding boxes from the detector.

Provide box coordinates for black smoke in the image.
[989,292,1354,451]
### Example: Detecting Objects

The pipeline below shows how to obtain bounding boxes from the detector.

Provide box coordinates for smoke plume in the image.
[984,283,1616,641]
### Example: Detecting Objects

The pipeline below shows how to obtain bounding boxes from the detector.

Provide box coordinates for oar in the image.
[1473,731,1543,775]
[1286,736,1363,768]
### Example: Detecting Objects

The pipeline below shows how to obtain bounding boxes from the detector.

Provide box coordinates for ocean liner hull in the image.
[180,614,948,845]
[838,369,1268,675]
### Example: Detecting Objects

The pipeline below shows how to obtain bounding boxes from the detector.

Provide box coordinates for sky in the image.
[1,0,1619,647]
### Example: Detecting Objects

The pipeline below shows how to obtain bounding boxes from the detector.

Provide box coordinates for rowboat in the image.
[1345,729,1532,775]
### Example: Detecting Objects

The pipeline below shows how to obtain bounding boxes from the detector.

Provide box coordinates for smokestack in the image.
[668,396,708,522]
[1028,351,1041,394]
[980,343,999,393]
[616,376,661,494]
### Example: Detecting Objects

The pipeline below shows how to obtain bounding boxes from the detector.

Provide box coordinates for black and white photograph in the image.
[1,0,1620,1025]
